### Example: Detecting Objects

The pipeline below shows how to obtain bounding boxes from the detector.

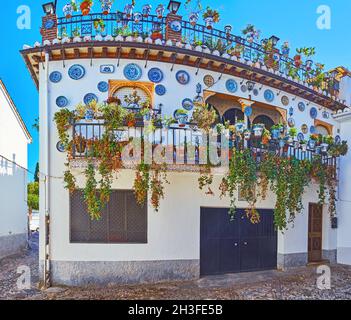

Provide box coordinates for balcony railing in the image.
[70,122,337,172]
[56,13,339,96]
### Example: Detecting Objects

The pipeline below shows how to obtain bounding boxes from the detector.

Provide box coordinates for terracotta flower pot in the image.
[80,2,91,16]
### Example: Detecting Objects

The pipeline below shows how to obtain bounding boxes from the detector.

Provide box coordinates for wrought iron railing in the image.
[70,122,337,171]
[56,13,339,96]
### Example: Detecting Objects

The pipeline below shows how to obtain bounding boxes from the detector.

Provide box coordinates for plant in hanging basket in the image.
[80,0,93,16]
[192,103,217,132]
[202,7,220,30]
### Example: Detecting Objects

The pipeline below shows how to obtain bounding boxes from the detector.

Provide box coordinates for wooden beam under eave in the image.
[128,48,136,59]
[74,48,80,59]
[157,51,164,61]
[183,55,190,65]
[207,61,214,70]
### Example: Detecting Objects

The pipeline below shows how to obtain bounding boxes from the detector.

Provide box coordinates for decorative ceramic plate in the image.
[298,102,306,112]
[310,125,316,134]
[148,68,164,83]
[196,83,202,94]
[97,81,108,92]
[49,71,62,83]
[45,19,55,30]
[203,75,215,87]
[253,89,259,96]
[174,109,188,121]
[281,96,289,106]
[182,98,194,111]
[83,93,98,105]
[264,89,275,102]
[310,107,318,119]
[301,124,308,134]
[68,64,85,80]
[56,141,65,153]
[176,70,190,85]
[155,84,166,96]
[225,79,238,93]
[56,96,68,108]
[288,118,295,128]
[289,107,294,117]
[124,63,142,81]
[169,20,182,32]
[322,110,330,119]
[241,85,247,93]
[297,133,305,141]
[335,135,341,145]
[272,53,280,62]
[244,106,253,117]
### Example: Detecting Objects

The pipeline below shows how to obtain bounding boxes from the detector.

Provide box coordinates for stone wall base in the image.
[40,260,200,286]
[0,233,27,260]
[323,249,337,264]
[277,252,308,270]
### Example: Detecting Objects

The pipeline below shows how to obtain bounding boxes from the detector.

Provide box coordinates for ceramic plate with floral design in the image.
[155,84,166,96]
[97,81,108,92]
[264,89,275,102]
[297,133,305,141]
[310,107,318,119]
[298,102,306,112]
[50,71,62,83]
[83,93,98,105]
[182,98,194,111]
[288,118,295,128]
[124,63,142,81]
[301,124,308,134]
[176,70,190,85]
[56,141,65,153]
[56,96,68,108]
[225,79,238,93]
[68,64,85,80]
[281,95,289,106]
[148,68,164,83]
[203,75,215,87]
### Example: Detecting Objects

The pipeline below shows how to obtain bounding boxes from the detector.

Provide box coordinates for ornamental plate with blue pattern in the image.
[83,93,98,105]
[264,89,275,102]
[56,96,68,108]
[182,98,194,111]
[176,70,190,85]
[56,141,65,153]
[297,133,305,141]
[124,63,142,81]
[155,85,166,96]
[310,107,318,119]
[68,64,85,80]
[225,79,238,93]
[169,20,182,32]
[322,110,330,119]
[148,68,163,83]
[49,71,62,83]
[310,125,316,134]
[97,81,108,92]
[244,106,253,117]
[298,102,305,112]
[45,19,55,30]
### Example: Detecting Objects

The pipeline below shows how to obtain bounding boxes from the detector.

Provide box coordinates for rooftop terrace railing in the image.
[56,13,340,97]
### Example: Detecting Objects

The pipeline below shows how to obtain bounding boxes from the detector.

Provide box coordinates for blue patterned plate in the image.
[169,20,182,32]
[176,70,190,85]
[297,133,305,141]
[148,68,163,83]
[50,71,62,83]
[310,107,318,119]
[226,79,238,93]
[97,81,108,92]
[83,93,98,105]
[68,64,85,80]
[322,110,330,119]
[182,98,194,111]
[310,125,316,134]
[298,102,305,112]
[244,106,253,117]
[56,141,65,153]
[56,96,68,108]
[289,107,294,117]
[155,84,166,96]
[124,63,142,81]
[264,89,275,102]
[288,118,295,128]
[174,109,188,121]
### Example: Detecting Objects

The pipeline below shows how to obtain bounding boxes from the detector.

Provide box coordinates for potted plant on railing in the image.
[252,123,265,138]
[156,4,165,19]
[192,103,217,132]
[73,134,87,153]
[328,140,348,157]
[125,112,136,128]
[320,135,333,153]
[175,109,188,127]
[271,124,283,140]
[124,3,134,19]
[281,41,290,57]
[100,0,114,15]
[308,134,319,150]
[189,12,199,26]
[242,24,260,44]
[63,1,78,19]
[243,129,251,141]
[288,127,298,148]
[142,4,152,17]
[93,19,106,33]
[202,7,220,30]
[235,120,246,134]
[262,129,271,145]
[80,0,93,16]
[300,140,307,152]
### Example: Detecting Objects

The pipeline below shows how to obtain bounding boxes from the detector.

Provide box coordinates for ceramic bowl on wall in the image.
[83,93,98,105]
[97,81,108,92]
[176,70,190,85]
[124,63,142,81]
[225,79,238,93]
[264,89,275,102]
[56,96,68,108]
[50,71,62,83]
[155,84,166,96]
[298,102,306,112]
[68,64,86,80]
[148,68,164,83]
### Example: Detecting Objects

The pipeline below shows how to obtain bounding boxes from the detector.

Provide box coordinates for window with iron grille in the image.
[70,190,147,244]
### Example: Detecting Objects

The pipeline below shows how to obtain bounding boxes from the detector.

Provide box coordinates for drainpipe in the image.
[43,51,51,289]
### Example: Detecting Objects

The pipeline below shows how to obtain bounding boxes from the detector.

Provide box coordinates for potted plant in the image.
[189,12,199,26]
[243,129,251,141]
[271,124,283,140]
[156,4,165,19]
[124,3,134,19]
[235,120,246,134]
[202,7,220,30]
[93,19,106,32]
[63,1,78,18]
[281,41,290,57]
[309,134,318,149]
[262,129,271,145]
[73,134,87,153]
[175,109,188,127]
[100,0,113,15]
[252,123,265,137]
[125,112,136,128]
[320,135,333,153]
[300,140,307,152]
[288,127,298,146]
[134,12,142,23]
[242,24,260,44]
[328,141,348,157]
[142,4,152,17]
[216,123,225,135]
[80,0,93,16]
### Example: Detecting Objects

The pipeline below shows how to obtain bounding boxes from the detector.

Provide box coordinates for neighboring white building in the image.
[0,80,32,259]
[21,2,351,286]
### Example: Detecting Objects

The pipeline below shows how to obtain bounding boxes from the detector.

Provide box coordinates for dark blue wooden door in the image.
[200,208,277,276]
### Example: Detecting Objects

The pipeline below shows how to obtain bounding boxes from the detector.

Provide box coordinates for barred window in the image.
[70,190,147,244]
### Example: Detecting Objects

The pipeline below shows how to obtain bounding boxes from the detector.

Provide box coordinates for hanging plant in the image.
[84,162,102,220]
[80,0,93,16]
[202,7,220,30]
[53,108,76,148]
[134,162,150,206]
[191,103,217,132]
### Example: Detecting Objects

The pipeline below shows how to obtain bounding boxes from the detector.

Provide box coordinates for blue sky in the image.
[0,0,350,180]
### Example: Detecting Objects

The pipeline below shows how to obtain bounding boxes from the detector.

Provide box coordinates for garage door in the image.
[200,208,277,276]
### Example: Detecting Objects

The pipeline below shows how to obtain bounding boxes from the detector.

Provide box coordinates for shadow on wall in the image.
[0,154,17,177]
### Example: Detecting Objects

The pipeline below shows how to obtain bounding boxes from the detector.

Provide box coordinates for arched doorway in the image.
[252,115,275,131]
[222,108,244,125]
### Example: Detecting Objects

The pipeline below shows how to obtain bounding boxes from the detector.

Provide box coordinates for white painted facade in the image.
[0,80,31,259]
[36,56,351,285]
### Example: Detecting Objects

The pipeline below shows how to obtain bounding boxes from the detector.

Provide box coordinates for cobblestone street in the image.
[1,234,351,300]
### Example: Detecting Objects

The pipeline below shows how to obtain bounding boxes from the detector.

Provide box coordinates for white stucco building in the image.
[0,80,32,259]
[21,2,351,286]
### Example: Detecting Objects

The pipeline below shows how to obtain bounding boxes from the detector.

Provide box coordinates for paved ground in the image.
[1,233,351,300]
